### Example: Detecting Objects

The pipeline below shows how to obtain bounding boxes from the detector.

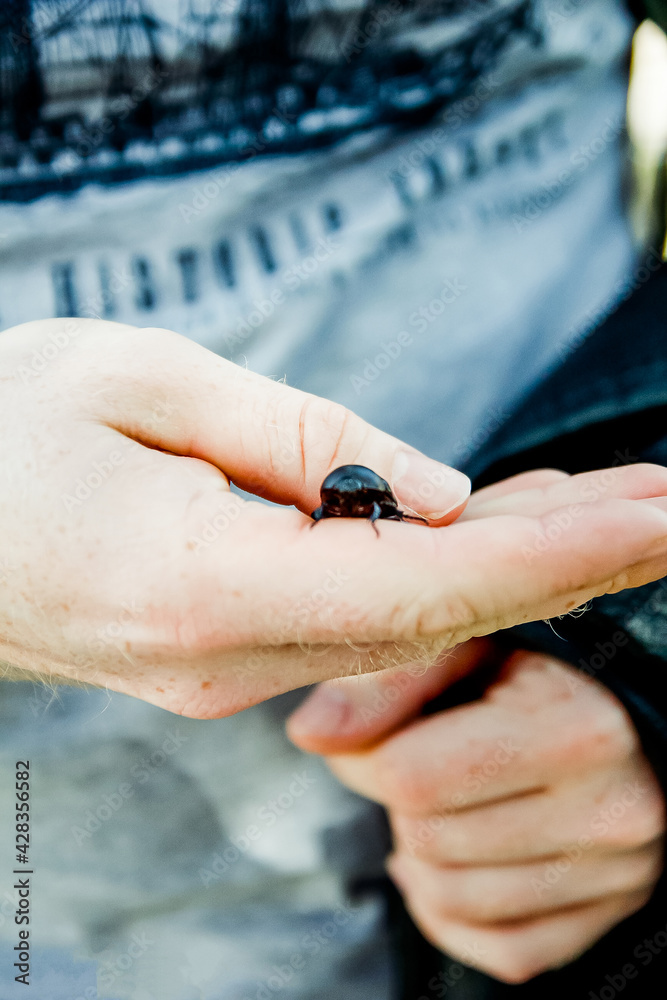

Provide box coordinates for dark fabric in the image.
[627,0,667,30]
[642,0,667,31]
[466,257,667,486]
[401,264,667,998]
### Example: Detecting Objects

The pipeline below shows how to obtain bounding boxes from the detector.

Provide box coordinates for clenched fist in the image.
[288,642,666,983]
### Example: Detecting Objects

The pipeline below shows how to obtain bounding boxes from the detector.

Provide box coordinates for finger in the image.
[397,889,654,983]
[39,320,471,520]
[325,652,645,814]
[21,407,667,716]
[462,464,667,520]
[286,638,497,754]
[386,844,663,923]
[464,469,570,510]
[181,493,667,651]
[389,755,665,864]
[28,318,667,653]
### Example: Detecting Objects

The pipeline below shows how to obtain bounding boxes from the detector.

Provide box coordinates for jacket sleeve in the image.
[466,263,667,785]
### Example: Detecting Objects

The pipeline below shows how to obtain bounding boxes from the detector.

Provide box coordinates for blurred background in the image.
[627,16,667,252]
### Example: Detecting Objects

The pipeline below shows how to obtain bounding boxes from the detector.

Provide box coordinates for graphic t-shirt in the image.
[0,2,641,998]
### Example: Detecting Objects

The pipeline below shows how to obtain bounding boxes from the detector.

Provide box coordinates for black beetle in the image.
[311,465,427,534]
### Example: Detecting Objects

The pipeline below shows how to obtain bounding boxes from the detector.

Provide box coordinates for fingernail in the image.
[287,684,352,738]
[392,449,471,518]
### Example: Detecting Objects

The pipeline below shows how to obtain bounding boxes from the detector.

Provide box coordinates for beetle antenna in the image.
[400,511,429,525]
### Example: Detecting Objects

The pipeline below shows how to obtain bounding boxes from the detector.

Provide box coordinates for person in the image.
[0,2,666,998]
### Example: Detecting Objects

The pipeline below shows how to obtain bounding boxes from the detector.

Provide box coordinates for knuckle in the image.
[437,929,545,985]
[375,756,428,812]
[462,936,548,984]
[632,802,666,848]
[488,955,546,985]
[300,396,366,477]
[594,772,666,850]
[596,702,639,755]
[129,325,184,351]
[574,696,639,764]
[632,844,665,890]
[392,813,444,859]
[444,880,510,924]
[82,322,171,360]
[614,794,666,849]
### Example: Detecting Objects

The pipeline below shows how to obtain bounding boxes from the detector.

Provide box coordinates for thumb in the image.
[286,638,495,754]
[61,322,470,522]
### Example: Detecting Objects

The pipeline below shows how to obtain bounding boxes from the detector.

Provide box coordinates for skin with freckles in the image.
[2,320,667,721]
[288,640,666,984]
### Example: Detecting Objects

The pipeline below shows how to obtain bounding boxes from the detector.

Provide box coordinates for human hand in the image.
[3,319,667,719]
[288,642,666,982]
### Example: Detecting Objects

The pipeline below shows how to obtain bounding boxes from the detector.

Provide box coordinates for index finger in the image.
[327,696,540,813]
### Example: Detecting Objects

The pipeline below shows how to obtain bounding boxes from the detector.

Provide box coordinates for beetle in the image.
[310,464,427,534]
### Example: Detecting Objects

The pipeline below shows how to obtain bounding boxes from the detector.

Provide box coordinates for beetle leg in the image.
[310,506,324,528]
[368,501,382,537]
